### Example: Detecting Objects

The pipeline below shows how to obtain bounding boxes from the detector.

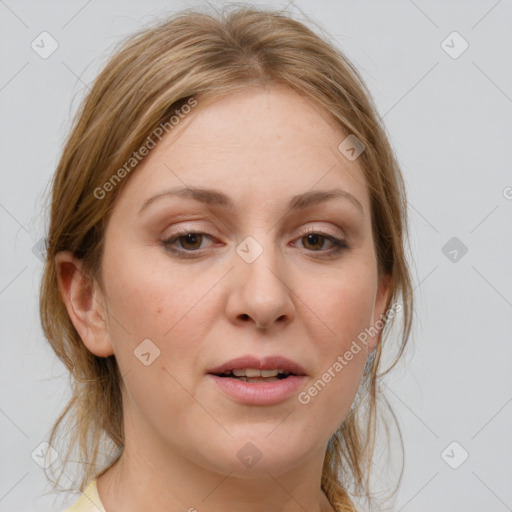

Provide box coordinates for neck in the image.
[96,435,335,512]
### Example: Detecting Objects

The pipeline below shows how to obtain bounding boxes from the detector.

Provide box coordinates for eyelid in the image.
[161,222,214,239]
[161,223,345,244]
[295,224,345,239]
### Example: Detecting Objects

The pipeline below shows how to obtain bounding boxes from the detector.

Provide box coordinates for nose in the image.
[225,238,295,331]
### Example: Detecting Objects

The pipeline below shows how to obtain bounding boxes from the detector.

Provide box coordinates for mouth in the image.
[207,363,307,405]
[207,355,307,404]
[211,368,296,383]
[207,354,307,382]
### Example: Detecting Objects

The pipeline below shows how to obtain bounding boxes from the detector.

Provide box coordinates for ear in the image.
[367,273,392,353]
[55,251,114,357]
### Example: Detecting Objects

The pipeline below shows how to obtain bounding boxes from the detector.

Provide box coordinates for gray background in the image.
[1,0,511,511]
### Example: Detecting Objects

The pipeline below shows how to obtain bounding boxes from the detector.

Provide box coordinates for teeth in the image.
[231,368,289,378]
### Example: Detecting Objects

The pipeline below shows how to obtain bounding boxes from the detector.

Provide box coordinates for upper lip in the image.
[208,355,307,376]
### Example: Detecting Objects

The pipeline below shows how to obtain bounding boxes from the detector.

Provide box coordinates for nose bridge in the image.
[237,231,286,295]
[229,229,294,329]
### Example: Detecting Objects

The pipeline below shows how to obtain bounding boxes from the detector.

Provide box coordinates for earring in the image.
[363,348,376,376]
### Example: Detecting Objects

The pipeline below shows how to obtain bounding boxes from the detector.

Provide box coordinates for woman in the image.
[40,5,414,512]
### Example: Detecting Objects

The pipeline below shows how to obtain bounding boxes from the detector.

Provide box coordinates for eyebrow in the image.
[138,186,364,214]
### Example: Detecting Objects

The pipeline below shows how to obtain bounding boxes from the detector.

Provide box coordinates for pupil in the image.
[181,233,201,249]
[305,234,322,250]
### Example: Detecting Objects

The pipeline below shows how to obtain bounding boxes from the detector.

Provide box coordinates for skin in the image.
[56,84,390,512]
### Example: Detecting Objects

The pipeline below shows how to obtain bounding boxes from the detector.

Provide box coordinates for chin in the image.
[196,435,313,478]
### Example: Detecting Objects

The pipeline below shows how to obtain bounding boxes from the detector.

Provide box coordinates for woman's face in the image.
[79,85,390,477]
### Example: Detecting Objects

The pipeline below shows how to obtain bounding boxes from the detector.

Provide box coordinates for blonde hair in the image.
[40,5,414,511]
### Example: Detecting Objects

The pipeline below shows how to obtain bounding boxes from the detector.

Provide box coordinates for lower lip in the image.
[208,374,307,405]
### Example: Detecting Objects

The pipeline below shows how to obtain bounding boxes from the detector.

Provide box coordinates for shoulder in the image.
[63,479,106,512]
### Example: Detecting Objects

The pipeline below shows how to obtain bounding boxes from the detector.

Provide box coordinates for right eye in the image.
[161,231,216,258]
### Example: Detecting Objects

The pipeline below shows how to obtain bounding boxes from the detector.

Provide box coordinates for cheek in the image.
[295,265,376,424]
[101,240,195,339]
[99,248,208,434]
[301,262,377,352]
[100,242,212,386]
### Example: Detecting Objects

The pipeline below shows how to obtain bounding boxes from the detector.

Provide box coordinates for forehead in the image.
[113,85,370,217]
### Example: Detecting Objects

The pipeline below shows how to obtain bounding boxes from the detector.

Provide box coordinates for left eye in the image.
[294,230,348,256]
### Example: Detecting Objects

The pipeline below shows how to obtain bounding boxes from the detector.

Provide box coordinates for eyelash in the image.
[161,227,348,259]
